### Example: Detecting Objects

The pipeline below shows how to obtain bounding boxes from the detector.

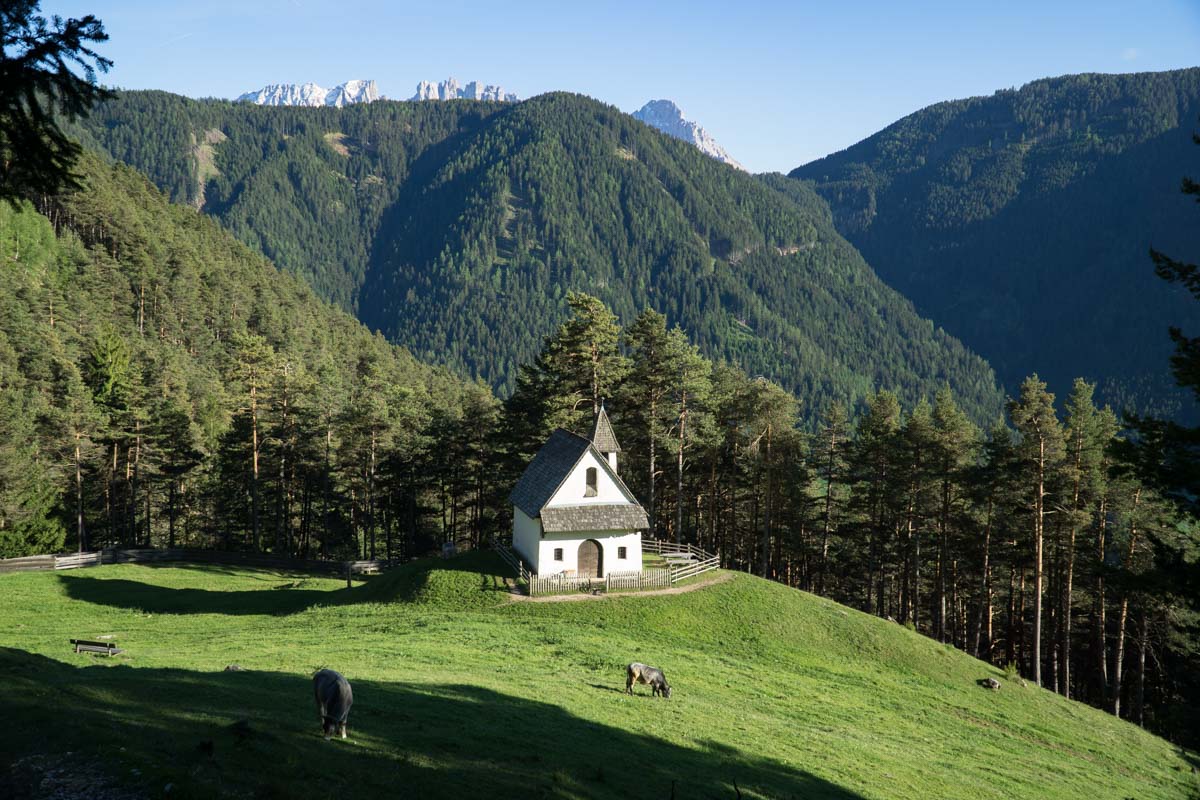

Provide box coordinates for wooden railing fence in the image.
[642,539,721,584]
[493,544,531,585]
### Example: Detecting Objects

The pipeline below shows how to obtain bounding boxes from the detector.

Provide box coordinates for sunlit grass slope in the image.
[1,553,1195,799]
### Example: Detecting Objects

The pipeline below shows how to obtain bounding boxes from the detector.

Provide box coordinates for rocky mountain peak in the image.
[235,79,380,108]
[632,99,744,170]
[410,78,517,102]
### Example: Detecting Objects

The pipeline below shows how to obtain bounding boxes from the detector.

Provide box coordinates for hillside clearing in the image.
[0,553,1195,799]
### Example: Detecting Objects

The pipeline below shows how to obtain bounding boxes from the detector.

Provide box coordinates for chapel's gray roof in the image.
[509,426,646,524]
[540,504,649,533]
[588,405,622,453]
[509,429,593,519]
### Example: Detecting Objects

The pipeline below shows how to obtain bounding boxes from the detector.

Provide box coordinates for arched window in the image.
[585,466,598,497]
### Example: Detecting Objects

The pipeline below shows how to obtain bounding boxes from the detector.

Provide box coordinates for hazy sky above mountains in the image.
[54,0,1200,172]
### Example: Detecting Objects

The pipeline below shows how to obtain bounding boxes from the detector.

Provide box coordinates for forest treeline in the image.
[0,154,499,565]
[792,68,1200,418]
[1,157,1195,747]
[68,90,1004,421]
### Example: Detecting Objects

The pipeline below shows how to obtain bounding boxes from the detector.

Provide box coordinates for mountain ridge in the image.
[70,89,1005,423]
[236,78,380,107]
[235,77,519,107]
[790,67,1200,417]
[633,99,744,169]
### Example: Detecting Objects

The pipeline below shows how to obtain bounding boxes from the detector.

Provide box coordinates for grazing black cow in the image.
[313,669,354,739]
[626,662,672,698]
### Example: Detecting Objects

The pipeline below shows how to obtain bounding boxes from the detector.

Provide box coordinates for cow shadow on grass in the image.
[56,552,514,617]
[0,647,866,800]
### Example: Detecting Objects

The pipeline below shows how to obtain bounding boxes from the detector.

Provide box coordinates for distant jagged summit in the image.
[235,77,517,106]
[632,100,744,170]
[236,79,380,108]
[410,78,517,102]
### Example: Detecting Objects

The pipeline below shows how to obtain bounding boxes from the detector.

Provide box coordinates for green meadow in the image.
[1,553,1195,799]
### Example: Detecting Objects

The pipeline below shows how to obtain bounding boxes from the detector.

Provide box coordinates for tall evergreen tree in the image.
[815,401,849,594]
[1009,375,1065,686]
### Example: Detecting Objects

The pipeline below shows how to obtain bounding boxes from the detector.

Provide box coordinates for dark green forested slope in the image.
[0,153,487,558]
[71,91,1004,423]
[790,68,1200,418]
[68,90,504,311]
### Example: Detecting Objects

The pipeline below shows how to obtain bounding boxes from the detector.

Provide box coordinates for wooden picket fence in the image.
[527,568,671,597]
[0,548,397,576]
[493,537,718,597]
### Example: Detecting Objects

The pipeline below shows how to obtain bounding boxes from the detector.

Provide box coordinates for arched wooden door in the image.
[578,539,603,578]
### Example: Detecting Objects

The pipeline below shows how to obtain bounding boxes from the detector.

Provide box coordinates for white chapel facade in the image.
[509,406,648,578]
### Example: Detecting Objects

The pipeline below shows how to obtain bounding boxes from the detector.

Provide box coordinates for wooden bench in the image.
[70,639,124,656]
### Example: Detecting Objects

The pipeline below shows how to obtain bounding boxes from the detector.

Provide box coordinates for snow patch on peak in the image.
[632,100,744,170]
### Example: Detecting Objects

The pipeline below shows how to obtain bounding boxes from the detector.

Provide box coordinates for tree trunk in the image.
[1112,488,1141,717]
[251,382,260,551]
[648,399,657,537]
[973,497,994,659]
[368,431,377,561]
[1095,489,1109,697]
[75,435,85,553]
[168,481,176,548]
[1033,436,1046,686]
[675,392,687,545]
[760,423,772,578]
[1136,609,1148,727]
[819,428,838,594]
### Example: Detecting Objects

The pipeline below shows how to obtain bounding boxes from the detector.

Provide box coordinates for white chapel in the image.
[509,406,648,578]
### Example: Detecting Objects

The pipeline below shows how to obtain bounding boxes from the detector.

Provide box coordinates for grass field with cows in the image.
[1,552,1196,799]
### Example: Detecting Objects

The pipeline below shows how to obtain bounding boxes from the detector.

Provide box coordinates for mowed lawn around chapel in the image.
[1,553,1196,800]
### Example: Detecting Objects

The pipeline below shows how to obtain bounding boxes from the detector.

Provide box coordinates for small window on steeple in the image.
[585,466,598,497]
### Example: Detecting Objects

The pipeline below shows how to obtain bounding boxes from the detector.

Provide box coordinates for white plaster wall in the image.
[545,449,631,507]
[536,530,643,577]
[512,507,542,573]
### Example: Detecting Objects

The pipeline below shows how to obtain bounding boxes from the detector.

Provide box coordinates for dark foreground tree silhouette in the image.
[0,1,111,206]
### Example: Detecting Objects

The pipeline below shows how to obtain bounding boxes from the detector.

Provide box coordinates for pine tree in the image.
[816,401,849,594]
[1009,375,1065,686]
[930,387,979,643]
[847,390,902,614]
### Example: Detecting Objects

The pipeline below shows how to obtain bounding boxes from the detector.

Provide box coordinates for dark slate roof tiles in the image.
[540,504,649,533]
[508,429,592,519]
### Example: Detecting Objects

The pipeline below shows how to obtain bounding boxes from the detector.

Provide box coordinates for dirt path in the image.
[506,570,733,602]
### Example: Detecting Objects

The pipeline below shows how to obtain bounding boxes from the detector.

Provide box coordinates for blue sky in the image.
[53,1,1200,172]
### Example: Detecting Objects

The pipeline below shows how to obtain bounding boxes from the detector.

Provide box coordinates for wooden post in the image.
[346,562,352,589]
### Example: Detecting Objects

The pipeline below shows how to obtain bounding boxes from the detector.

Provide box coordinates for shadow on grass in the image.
[0,647,865,800]
[56,551,514,616]
[57,573,346,616]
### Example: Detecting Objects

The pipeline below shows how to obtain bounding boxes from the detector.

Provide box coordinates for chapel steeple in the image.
[588,401,621,471]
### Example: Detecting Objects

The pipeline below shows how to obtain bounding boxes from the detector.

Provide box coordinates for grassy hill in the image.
[1,554,1195,799]
[790,68,1200,418]
[70,91,1005,421]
